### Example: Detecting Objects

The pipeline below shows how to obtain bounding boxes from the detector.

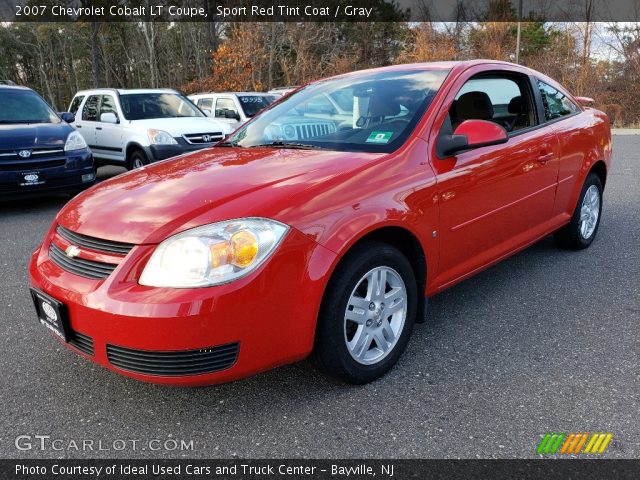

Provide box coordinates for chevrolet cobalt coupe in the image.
[29,61,611,385]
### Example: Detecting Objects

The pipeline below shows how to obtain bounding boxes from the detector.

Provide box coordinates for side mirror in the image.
[59,112,75,123]
[439,119,508,156]
[225,109,240,121]
[100,112,119,124]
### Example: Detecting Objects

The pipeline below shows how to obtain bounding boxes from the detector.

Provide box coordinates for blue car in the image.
[0,85,95,199]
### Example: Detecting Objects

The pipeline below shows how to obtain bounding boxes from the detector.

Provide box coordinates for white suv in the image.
[188,92,277,130]
[68,88,231,169]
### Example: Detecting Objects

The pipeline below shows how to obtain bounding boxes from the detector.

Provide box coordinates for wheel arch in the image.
[125,142,145,160]
[320,224,430,325]
[589,159,608,189]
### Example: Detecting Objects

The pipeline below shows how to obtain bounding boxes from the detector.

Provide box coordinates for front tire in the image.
[554,173,603,250]
[127,149,149,170]
[311,241,417,384]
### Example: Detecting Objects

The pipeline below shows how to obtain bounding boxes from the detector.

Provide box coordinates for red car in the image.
[29,61,611,386]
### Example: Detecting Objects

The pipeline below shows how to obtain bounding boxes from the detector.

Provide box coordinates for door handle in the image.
[76,125,82,128]
[537,152,554,164]
[96,126,103,130]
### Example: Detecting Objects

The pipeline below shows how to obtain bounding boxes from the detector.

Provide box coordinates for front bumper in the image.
[0,149,95,199]
[145,138,222,162]
[28,226,336,386]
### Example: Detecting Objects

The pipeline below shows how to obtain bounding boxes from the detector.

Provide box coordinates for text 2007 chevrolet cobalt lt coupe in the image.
[29,61,611,385]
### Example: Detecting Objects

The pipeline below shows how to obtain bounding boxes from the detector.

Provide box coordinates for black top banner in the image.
[3,0,640,22]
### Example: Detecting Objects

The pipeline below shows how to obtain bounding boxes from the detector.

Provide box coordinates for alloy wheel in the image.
[344,266,407,365]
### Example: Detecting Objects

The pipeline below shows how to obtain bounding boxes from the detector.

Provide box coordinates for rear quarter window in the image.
[537,80,580,121]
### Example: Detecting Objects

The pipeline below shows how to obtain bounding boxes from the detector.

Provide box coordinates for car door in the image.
[94,94,125,162]
[74,94,99,150]
[429,68,560,288]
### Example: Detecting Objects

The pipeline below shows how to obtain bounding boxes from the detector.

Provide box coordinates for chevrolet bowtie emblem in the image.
[65,245,81,258]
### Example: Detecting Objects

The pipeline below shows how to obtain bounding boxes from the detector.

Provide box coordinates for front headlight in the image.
[147,129,178,145]
[139,218,289,288]
[64,131,88,151]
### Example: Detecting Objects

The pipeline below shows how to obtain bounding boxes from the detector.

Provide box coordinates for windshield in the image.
[226,69,449,153]
[119,93,204,120]
[238,95,278,117]
[0,89,60,124]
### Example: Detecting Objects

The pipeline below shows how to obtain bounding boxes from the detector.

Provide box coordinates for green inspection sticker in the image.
[366,131,393,144]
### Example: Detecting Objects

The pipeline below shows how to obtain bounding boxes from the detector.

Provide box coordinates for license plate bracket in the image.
[30,288,70,342]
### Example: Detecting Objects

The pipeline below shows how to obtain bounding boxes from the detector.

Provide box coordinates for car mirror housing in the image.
[439,119,508,156]
[59,112,75,123]
[100,112,119,124]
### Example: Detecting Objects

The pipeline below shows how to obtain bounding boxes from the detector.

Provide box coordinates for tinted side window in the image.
[537,80,580,121]
[99,95,117,119]
[215,98,237,118]
[69,95,84,115]
[451,76,535,133]
[197,98,213,109]
[82,95,100,121]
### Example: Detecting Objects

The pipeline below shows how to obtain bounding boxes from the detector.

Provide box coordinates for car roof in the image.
[0,85,32,92]
[326,60,531,80]
[73,88,178,96]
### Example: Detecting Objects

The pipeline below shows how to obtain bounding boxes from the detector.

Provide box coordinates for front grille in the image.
[0,147,64,159]
[49,242,117,280]
[106,342,239,376]
[295,123,336,139]
[56,225,134,255]
[69,331,94,356]
[0,159,66,171]
[182,132,224,145]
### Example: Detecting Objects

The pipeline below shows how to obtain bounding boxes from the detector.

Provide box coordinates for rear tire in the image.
[127,149,149,170]
[311,241,417,384]
[554,173,603,250]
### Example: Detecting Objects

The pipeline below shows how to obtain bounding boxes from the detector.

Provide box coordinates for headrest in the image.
[456,91,494,120]
[508,96,524,114]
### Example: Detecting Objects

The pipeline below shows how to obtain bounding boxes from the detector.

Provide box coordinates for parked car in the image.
[188,92,278,130]
[0,85,95,199]
[268,86,298,97]
[29,61,611,386]
[68,88,232,169]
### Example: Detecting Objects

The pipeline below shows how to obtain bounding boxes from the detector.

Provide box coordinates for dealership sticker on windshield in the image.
[366,131,393,144]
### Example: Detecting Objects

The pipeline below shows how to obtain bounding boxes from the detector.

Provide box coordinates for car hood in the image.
[57,147,384,245]
[129,117,231,136]
[0,122,72,150]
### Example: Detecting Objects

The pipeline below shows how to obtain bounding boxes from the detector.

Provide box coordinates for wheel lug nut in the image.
[366,319,373,327]
[369,302,376,310]
[380,303,385,310]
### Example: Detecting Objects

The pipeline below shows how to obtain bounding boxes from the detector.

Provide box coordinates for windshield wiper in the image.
[249,141,326,150]
[214,141,242,147]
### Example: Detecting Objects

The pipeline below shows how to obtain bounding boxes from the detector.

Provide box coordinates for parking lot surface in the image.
[1,137,638,459]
